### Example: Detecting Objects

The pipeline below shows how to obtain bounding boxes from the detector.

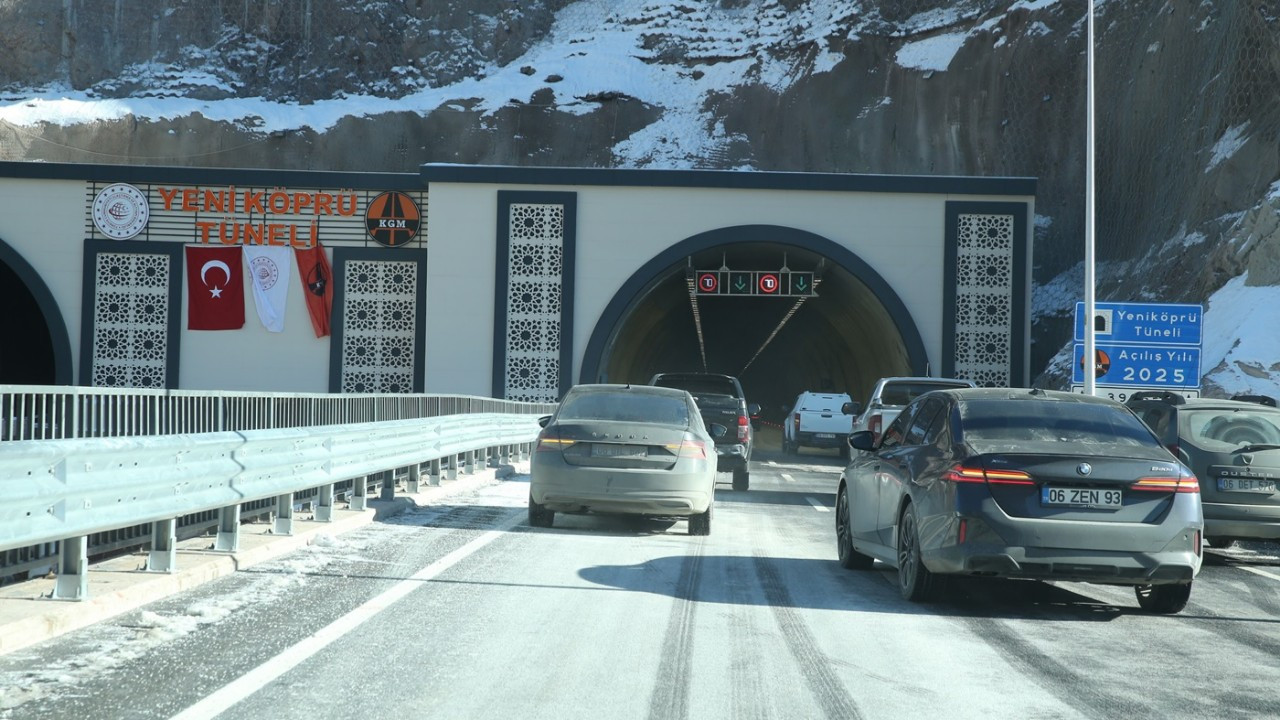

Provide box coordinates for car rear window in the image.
[879,382,970,406]
[653,375,737,396]
[799,394,849,412]
[1181,408,1280,449]
[558,391,690,426]
[958,399,1159,449]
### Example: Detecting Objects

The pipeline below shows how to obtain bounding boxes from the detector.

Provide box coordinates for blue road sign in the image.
[1074,302,1202,346]
[1072,343,1201,389]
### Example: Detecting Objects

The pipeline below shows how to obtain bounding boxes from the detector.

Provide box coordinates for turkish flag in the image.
[294,243,333,338]
[185,246,245,330]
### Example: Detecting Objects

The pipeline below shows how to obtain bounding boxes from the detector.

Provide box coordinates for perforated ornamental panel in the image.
[952,213,1014,388]
[503,203,564,402]
[89,253,170,388]
[339,260,418,393]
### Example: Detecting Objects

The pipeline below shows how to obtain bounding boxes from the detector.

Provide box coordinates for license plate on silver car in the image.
[1041,487,1122,509]
[592,443,644,457]
[1217,477,1278,494]
[816,433,835,439]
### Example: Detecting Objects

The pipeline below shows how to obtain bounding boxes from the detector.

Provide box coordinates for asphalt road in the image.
[2,444,1279,720]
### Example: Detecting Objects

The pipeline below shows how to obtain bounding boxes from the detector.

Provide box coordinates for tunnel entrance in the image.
[0,240,71,386]
[580,226,928,424]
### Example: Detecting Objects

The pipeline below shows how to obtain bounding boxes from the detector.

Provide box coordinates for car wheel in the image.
[689,503,712,536]
[836,486,874,570]
[897,504,939,602]
[1135,582,1192,614]
[528,493,554,528]
[1205,536,1235,549]
[732,468,750,491]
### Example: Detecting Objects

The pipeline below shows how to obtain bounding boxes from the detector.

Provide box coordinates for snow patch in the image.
[1201,273,1280,396]
[1205,122,1250,173]
[895,32,969,72]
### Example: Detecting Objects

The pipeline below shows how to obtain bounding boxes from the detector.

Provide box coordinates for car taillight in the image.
[738,415,749,442]
[942,463,1034,485]
[1131,471,1199,493]
[1193,530,1202,557]
[869,413,882,442]
[536,433,573,452]
[793,413,800,432]
[666,439,707,459]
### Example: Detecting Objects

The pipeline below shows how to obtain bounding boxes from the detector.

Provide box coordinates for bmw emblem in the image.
[1077,462,1093,476]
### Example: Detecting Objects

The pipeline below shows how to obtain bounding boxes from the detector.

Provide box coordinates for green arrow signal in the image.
[795,277,808,291]
[734,277,747,291]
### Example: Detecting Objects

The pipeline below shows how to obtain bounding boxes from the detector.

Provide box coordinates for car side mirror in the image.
[537,415,552,428]
[708,423,729,439]
[848,430,876,451]
[747,403,761,417]
[841,401,862,416]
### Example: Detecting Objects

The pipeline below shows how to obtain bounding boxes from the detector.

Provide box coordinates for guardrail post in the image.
[215,505,241,552]
[146,519,177,573]
[464,449,476,475]
[315,483,335,522]
[407,464,421,493]
[51,536,89,600]
[380,470,396,501]
[351,475,369,511]
[428,458,442,486]
[447,455,459,481]
[274,493,294,535]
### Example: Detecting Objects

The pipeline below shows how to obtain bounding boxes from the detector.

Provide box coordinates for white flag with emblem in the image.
[243,246,291,332]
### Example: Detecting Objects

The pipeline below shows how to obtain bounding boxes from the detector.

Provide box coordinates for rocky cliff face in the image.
[2,0,1278,386]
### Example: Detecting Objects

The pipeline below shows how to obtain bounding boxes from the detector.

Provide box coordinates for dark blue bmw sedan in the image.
[835,388,1203,613]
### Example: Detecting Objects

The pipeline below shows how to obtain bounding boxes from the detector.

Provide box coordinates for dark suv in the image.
[650,372,758,490]
[1126,391,1280,547]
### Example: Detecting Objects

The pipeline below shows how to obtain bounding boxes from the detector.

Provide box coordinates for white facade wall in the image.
[0,167,1034,395]
[425,179,1032,395]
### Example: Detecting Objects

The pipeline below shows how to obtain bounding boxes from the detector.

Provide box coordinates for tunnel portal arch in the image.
[0,237,73,386]
[579,225,929,416]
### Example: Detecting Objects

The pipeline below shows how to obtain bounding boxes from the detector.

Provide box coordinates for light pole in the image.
[1083,0,1097,396]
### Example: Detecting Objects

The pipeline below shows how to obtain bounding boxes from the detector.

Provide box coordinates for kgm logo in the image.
[365,191,421,247]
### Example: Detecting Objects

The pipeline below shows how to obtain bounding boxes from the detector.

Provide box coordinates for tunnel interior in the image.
[0,259,55,385]
[595,243,915,423]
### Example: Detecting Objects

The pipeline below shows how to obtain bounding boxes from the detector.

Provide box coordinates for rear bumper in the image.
[714,443,748,471]
[924,542,1200,585]
[1203,501,1280,539]
[924,494,1203,585]
[796,431,846,448]
[530,458,714,516]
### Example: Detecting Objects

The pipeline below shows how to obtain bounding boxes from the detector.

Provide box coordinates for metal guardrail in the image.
[1,385,547,441]
[0,385,555,598]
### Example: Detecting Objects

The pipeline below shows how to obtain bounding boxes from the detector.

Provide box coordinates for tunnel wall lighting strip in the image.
[684,273,709,372]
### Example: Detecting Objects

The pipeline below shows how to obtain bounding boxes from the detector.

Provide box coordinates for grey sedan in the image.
[835,388,1203,613]
[529,384,719,535]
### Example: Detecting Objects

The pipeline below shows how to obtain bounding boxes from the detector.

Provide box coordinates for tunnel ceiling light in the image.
[737,280,819,376]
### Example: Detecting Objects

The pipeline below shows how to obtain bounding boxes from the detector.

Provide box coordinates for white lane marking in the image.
[1240,566,1280,583]
[170,514,520,720]
[806,497,830,512]
[781,473,795,483]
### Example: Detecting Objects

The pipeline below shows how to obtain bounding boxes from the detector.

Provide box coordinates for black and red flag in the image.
[295,242,333,337]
